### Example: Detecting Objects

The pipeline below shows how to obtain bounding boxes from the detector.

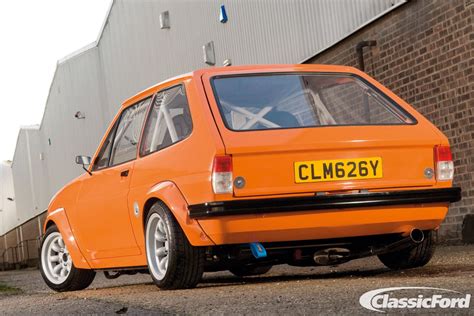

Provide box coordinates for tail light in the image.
[212,155,233,194]
[434,145,454,181]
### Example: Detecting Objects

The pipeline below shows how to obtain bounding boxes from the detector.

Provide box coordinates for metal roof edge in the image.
[96,0,115,44]
[57,0,115,65]
[10,1,116,167]
[19,125,40,130]
[10,125,40,168]
[57,42,98,65]
[299,0,408,64]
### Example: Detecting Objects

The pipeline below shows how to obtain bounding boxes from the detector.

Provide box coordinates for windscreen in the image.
[211,73,415,131]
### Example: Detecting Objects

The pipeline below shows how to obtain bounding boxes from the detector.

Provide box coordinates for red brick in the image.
[307,0,474,241]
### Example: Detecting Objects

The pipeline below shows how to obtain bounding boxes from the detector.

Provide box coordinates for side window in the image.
[109,98,151,166]
[92,121,118,171]
[141,85,193,156]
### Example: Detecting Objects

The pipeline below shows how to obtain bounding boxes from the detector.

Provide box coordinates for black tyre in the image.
[145,202,205,290]
[40,225,95,292]
[229,264,273,277]
[378,230,436,270]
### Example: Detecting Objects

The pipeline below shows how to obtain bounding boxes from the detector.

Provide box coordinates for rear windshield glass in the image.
[211,73,415,131]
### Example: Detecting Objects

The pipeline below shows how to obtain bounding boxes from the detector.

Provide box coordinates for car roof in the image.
[121,64,360,108]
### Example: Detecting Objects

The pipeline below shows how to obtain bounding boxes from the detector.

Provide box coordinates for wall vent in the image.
[203,41,216,65]
[160,11,170,29]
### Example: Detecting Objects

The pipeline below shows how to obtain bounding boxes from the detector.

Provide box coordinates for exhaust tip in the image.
[313,248,350,266]
[410,229,424,244]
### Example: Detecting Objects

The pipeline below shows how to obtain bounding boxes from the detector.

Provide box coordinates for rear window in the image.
[211,73,415,131]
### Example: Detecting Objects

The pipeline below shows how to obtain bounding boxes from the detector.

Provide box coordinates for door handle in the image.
[120,170,129,177]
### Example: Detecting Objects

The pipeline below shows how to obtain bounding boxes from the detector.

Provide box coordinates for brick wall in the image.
[3,229,19,264]
[20,216,42,261]
[1,212,46,267]
[0,235,5,258]
[21,216,41,241]
[307,0,474,241]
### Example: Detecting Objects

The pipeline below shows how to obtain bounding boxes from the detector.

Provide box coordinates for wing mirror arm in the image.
[75,155,93,176]
[82,165,93,176]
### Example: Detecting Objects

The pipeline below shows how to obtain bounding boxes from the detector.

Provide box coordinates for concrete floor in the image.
[0,245,473,315]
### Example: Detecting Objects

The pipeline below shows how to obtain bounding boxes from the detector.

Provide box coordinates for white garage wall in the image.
[1,0,406,235]
[0,162,17,233]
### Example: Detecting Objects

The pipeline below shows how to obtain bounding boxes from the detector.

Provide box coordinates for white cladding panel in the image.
[0,162,17,234]
[40,48,109,198]
[2,0,406,235]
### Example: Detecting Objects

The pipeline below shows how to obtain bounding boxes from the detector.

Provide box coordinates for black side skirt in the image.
[188,187,461,219]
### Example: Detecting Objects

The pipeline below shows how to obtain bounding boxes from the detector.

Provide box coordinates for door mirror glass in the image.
[76,155,91,166]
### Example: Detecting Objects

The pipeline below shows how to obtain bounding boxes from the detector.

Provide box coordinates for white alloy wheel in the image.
[41,232,72,284]
[146,213,170,280]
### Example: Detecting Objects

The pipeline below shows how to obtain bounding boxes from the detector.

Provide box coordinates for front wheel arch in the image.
[43,207,91,269]
[39,224,96,292]
[44,219,56,233]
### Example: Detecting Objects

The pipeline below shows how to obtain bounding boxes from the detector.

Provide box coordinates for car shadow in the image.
[200,267,388,287]
[74,262,474,292]
[198,263,474,288]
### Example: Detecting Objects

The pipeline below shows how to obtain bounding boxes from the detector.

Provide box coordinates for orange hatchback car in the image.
[40,65,461,291]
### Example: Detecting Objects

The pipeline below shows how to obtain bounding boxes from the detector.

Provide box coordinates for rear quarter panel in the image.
[128,77,224,248]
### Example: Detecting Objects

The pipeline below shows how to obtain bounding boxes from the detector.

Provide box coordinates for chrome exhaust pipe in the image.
[346,229,426,261]
[310,229,426,265]
[409,229,424,244]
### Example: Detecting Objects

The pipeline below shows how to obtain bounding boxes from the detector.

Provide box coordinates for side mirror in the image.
[75,155,91,166]
[75,155,92,175]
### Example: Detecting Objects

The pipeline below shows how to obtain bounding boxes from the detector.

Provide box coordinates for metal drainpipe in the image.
[355,40,377,71]
[19,225,24,263]
[37,216,42,238]
[3,236,7,262]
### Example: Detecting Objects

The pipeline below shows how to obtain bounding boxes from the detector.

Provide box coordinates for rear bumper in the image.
[188,187,461,219]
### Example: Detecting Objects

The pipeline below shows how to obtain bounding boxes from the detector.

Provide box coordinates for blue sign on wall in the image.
[219,5,228,23]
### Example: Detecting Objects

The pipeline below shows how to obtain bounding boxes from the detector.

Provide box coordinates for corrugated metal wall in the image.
[0,162,16,233]
[0,0,406,235]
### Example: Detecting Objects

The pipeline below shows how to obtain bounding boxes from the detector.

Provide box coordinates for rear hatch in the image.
[202,70,440,198]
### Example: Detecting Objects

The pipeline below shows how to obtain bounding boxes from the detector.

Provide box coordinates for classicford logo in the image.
[359,287,471,313]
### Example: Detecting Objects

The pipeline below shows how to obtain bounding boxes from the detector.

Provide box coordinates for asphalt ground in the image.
[0,244,473,315]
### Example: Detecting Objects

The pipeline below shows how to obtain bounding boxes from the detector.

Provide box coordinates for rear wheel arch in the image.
[145,202,205,289]
[378,230,436,270]
[142,197,193,239]
[142,197,161,230]
[143,181,214,246]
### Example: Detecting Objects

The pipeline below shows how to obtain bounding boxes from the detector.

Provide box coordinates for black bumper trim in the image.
[188,187,461,219]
